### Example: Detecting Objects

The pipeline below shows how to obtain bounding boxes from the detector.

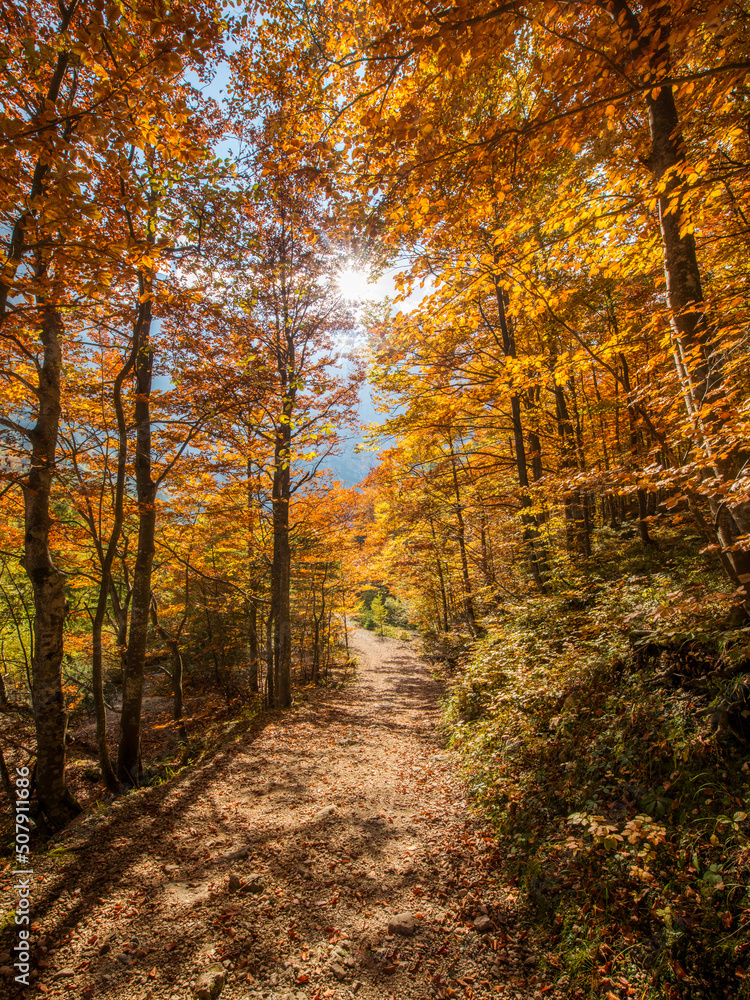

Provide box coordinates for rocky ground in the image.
[0,630,552,1000]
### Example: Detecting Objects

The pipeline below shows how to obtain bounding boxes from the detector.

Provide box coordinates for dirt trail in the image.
[2,631,542,1000]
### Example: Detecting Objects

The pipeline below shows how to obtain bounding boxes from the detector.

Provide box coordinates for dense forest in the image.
[1,2,750,999]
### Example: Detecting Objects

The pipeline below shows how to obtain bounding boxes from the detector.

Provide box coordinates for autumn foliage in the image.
[0,7,749,992]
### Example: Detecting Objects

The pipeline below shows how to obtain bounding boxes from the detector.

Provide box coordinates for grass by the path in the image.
[433,529,750,1000]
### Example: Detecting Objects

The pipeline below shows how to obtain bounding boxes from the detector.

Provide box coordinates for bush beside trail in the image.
[436,531,750,1000]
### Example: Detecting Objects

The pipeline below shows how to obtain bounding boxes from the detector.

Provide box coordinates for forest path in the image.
[3,630,542,1000]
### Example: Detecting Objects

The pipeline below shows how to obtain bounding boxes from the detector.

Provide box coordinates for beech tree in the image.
[224,187,360,705]
[1,0,748,833]
[304,0,750,606]
[0,0,225,812]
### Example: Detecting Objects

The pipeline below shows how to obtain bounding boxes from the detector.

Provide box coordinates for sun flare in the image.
[337,266,373,301]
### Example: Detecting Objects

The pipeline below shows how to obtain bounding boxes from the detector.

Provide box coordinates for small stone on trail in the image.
[313,805,337,821]
[473,914,493,934]
[242,873,266,893]
[228,874,241,894]
[223,845,250,861]
[329,962,348,981]
[194,964,227,1000]
[330,944,355,969]
[388,912,417,936]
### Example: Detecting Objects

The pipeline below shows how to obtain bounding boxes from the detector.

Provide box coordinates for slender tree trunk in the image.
[637,490,652,545]
[90,313,143,793]
[248,599,259,693]
[245,445,260,693]
[446,434,477,630]
[525,386,545,497]
[149,581,188,745]
[311,562,328,684]
[493,277,548,590]
[265,607,274,707]
[171,642,186,741]
[23,305,81,829]
[320,566,328,668]
[479,510,496,584]
[160,633,187,744]
[590,363,611,472]
[118,282,155,786]
[311,574,319,683]
[342,598,350,661]
[553,380,589,558]
[325,609,333,673]
[527,429,544,484]
[430,518,450,630]
[270,412,292,708]
[91,616,119,791]
[569,376,592,558]
[151,614,187,742]
[109,559,132,681]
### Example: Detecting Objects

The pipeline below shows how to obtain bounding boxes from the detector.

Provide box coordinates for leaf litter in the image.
[0,630,553,1000]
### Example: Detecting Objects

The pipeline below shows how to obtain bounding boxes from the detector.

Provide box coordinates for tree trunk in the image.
[647,83,750,589]
[23,305,81,830]
[493,276,549,590]
[479,510,495,584]
[569,376,592,558]
[527,429,544,484]
[446,434,477,630]
[1,7,80,829]
[310,562,328,684]
[430,518,450,630]
[270,412,292,708]
[265,606,274,707]
[248,599,259,693]
[246,445,260,693]
[170,641,186,742]
[633,3,750,597]
[149,584,188,745]
[310,574,320,684]
[646,84,714,412]
[90,313,143,793]
[117,286,155,786]
[553,380,589,558]
[342,600,350,661]
[637,489,652,545]
[109,564,131,682]
[0,4,75,320]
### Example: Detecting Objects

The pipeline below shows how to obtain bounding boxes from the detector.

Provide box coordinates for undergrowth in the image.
[438,529,750,1000]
